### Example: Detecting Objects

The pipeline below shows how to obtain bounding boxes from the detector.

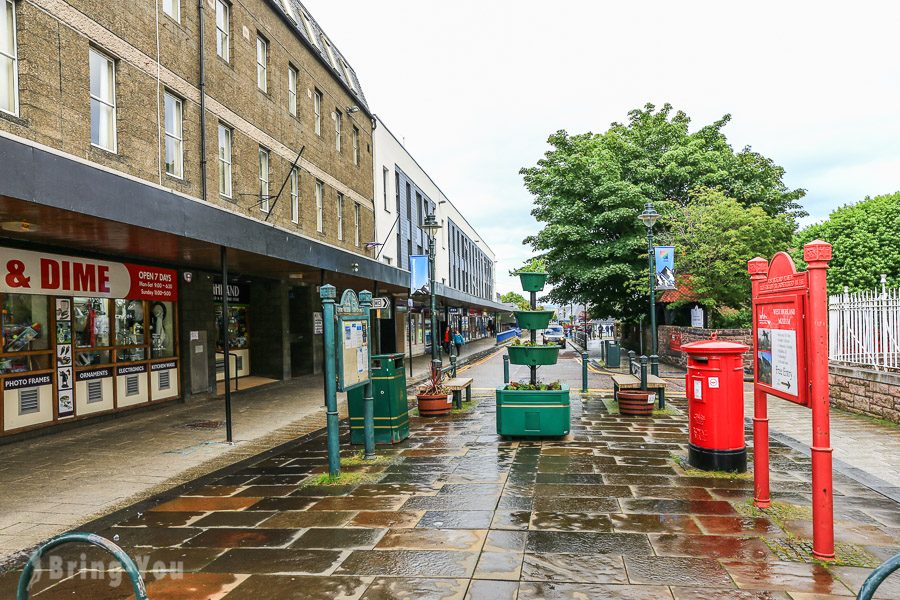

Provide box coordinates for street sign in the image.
[372,297,389,310]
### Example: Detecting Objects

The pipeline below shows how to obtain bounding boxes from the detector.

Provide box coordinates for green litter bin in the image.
[606,341,621,368]
[348,353,409,445]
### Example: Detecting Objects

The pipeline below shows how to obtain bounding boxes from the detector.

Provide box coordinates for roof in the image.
[268,0,370,116]
[658,274,699,303]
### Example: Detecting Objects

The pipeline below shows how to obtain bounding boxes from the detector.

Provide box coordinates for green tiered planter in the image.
[514,310,554,330]
[507,345,560,366]
[518,271,548,292]
[496,385,571,437]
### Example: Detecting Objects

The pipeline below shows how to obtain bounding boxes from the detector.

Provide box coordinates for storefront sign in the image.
[3,373,53,390]
[117,364,148,376]
[0,248,177,301]
[655,246,676,290]
[213,281,250,304]
[151,361,177,371]
[76,367,112,382]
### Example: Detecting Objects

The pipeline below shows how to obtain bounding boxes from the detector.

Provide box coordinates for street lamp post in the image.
[638,202,660,375]
[422,213,443,372]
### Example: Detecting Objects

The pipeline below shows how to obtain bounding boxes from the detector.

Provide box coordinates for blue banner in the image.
[410,255,429,295]
[654,246,676,290]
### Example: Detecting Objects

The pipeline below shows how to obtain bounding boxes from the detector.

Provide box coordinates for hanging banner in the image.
[654,246,676,290]
[0,248,177,301]
[410,255,429,295]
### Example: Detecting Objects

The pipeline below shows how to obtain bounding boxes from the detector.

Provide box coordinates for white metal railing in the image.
[829,275,900,370]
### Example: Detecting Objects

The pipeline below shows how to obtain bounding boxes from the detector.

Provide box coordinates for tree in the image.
[664,188,794,312]
[792,192,900,293]
[521,103,804,319]
[500,291,531,311]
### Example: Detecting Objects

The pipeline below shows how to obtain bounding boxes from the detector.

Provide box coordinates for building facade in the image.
[0,0,408,440]
[373,118,504,357]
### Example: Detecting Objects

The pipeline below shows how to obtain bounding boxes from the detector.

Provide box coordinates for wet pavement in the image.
[2,348,900,598]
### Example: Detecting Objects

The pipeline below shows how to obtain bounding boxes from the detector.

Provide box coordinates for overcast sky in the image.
[304,0,900,296]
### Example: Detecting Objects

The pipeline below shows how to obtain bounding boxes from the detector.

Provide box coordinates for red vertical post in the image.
[804,240,834,560]
[748,257,771,508]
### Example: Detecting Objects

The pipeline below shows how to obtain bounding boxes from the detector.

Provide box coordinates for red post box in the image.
[681,336,749,472]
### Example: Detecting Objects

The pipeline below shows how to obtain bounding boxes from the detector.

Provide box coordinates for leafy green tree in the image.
[521,103,804,318]
[500,291,531,311]
[792,192,900,293]
[664,188,794,314]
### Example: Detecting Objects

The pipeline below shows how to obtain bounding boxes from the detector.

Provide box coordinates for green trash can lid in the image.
[373,353,405,360]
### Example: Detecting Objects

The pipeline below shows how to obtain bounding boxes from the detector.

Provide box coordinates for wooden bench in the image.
[610,356,668,408]
[444,377,473,409]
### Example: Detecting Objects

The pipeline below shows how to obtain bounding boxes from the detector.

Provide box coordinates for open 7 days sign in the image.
[0,248,177,301]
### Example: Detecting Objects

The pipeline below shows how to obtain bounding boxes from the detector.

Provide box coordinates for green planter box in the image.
[496,385,570,437]
[518,271,548,292]
[507,345,560,366]
[514,310,554,330]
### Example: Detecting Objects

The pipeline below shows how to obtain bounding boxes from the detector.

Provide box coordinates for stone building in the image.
[0,0,407,440]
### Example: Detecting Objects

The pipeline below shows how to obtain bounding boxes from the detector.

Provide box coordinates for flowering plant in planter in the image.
[416,366,452,417]
[510,337,538,347]
[504,380,562,391]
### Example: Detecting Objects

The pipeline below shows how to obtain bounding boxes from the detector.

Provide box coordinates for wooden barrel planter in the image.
[417,393,452,417]
[617,390,654,416]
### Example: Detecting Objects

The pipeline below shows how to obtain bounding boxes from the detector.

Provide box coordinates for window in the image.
[215,0,229,62]
[258,146,270,213]
[163,92,183,178]
[382,167,389,211]
[290,167,299,223]
[256,36,268,92]
[89,48,117,152]
[336,193,344,240]
[313,89,322,135]
[163,0,180,22]
[299,9,319,48]
[322,37,339,69]
[335,109,342,152]
[1,0,19,116]
[416,192,423,226]
[218,123,232,198]
[352,126,360,166]
[340,59,357,92]
[354,203,360,246]
[288,66,298,116]
[315,179,324,232]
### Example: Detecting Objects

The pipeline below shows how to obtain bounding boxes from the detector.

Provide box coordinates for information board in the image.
[337,316,369,391]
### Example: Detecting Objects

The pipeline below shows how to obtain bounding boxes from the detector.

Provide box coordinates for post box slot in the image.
[691,356,709,364]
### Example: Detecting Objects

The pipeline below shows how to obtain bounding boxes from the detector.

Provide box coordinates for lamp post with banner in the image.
[638,202,660,373]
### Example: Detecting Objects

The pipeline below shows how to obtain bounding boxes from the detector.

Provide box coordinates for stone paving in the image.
[3,350,899,598]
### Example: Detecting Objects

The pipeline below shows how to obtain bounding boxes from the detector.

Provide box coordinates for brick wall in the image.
[657,325,753,372]
[829,364,900,424]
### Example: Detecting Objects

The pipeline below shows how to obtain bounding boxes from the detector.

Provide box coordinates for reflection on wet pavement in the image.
[5,351,899,599]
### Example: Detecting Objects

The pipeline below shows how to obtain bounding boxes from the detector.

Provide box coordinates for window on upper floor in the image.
[383,167,390,212]
[215,0,230,62]
[315,179,324,232]
[405,183,411,220]
[288,65,298,116]
[336,192,344,240]
[163,0,180,22]
[163,92,183,178]
[218,123,232,198]
[339,59,358,92]
[89,48,117,152]
[352,126,360,166]
[299,9,319,49]
[256,36,268,92]
[313,89,322,135]
[415,193,423,226]
[334,109,342,152]
[258,146,270,212]
[290,167,299,224]
[321,37,339,70]
[354,203,360,247]
[1,0,19,117]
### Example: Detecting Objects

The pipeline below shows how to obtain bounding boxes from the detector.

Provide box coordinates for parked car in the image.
[542,325,566,346]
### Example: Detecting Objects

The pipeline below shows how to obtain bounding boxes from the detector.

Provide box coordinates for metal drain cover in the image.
[183,419,225,430]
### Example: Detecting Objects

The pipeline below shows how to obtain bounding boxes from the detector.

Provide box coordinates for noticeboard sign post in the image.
[335,290,370,392]
[748,241,833,561]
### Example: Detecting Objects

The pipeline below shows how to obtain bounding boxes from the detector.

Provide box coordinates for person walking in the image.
[452,329,464,357]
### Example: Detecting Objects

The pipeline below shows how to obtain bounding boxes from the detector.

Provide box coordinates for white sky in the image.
[304,0,900,297]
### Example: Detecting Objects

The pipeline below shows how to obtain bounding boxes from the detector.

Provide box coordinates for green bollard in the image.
[581,352,588,393]
[650,353,659,377]
[503,354,510,383]
[359,290,376,460]
[320,284,340,478]
[18,533,148,600]
[640,355,648,391]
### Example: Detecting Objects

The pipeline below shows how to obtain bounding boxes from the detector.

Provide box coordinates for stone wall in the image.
[657,325,753,372]
[829,364,900,424]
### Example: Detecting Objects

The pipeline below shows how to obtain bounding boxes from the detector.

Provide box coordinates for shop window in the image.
[74,297,110,366]
[2,294,50,353]
[149,301,175,358]
[115,299,145,362]
[216,305,249,350]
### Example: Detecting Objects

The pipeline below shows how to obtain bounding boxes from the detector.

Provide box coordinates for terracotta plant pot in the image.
[417,393,452,417]
[617,390,654,416]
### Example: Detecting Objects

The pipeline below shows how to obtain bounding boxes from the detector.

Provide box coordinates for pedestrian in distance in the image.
[453,330,464,356]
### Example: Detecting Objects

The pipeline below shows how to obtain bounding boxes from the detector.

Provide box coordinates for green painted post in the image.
[503,354,510,383]
[640,355,648,391]
[320,284,340,478]
[18,533,148,600]
[581,352,588,393]
[359,290,376,460]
